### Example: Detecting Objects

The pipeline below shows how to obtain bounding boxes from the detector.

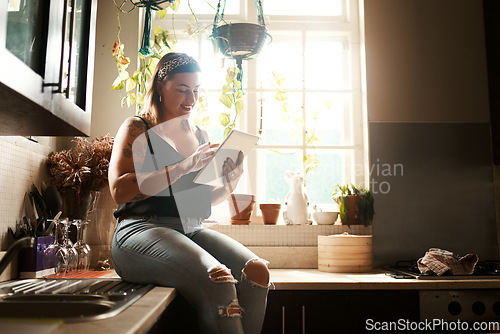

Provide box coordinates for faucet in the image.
[0,237,35,276]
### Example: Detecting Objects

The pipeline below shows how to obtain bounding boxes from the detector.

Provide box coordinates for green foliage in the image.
[271,72,326,175]
[219,67,244,138]
[111,2,178,112]
[333,184,374,227]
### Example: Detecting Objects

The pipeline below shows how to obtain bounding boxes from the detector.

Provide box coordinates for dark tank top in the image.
[113,116,211,220]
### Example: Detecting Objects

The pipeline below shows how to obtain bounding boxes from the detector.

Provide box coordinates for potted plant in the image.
[333,184,374,227]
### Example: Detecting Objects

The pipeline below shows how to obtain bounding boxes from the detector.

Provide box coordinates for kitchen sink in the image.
[0,278,154,322]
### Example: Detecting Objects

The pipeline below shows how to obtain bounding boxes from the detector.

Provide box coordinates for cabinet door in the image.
[0,0,96,136]
[301,290,420,333]
[262,290,420,334]
[262,290,302,334]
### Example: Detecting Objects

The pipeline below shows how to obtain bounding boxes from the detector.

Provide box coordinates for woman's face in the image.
[157,72,200,120]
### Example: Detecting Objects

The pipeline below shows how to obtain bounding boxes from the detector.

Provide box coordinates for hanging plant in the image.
[219,67,244,138]
[210,0,270,137]
[111,0,179,111]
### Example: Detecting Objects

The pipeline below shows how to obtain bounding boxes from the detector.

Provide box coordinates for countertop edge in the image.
[64,286,176,334]
[268,269,500,290]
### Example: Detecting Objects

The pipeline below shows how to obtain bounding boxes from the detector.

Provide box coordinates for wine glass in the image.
[43,218,69,277]
[59,219,78,274]
[72,219,91,271]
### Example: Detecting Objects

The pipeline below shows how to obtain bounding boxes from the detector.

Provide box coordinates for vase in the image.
[228,194,255,225]
[260,203,281,225]
[60,189,100,220]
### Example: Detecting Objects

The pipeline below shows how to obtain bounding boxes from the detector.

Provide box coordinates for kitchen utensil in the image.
[41,180,47,194]
[23,192,36,223]
[44,211,62,236]
[22,216,33,237]
[31,189,47,219]
[42,185,63,219]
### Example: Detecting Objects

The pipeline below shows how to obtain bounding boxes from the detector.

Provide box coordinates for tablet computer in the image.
[193,129,260,187]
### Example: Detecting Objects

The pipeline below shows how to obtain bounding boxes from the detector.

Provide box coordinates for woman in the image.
[108,52,270,334]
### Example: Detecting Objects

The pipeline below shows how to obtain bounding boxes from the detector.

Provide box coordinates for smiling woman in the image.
[108,52,271,334]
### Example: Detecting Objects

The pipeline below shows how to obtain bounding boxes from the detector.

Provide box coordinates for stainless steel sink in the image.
[0,278,154,322]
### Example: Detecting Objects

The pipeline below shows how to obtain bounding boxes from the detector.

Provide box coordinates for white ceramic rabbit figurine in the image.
[282,171,312,225]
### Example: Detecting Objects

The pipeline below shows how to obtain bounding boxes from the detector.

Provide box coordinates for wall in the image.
[90,1,139,139]
[0,137,52,251]
[364,0,499,266]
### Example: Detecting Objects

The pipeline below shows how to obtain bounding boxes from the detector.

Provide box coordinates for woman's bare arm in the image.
[108,117,169,204]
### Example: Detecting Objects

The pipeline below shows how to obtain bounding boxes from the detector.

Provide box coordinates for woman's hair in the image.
[140,52,201,126]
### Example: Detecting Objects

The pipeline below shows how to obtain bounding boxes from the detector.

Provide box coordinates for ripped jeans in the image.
[110,217,270,334]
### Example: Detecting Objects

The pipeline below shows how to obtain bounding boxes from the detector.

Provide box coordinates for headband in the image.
[156,54,198,82]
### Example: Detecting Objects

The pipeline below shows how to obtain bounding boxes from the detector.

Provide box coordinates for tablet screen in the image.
[193,130,260,186]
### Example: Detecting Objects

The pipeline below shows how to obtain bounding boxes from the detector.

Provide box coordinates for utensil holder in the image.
[18,236,55,278]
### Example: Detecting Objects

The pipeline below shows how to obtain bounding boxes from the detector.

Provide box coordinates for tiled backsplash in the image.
[0,137,52,250]
[206,224,372,247]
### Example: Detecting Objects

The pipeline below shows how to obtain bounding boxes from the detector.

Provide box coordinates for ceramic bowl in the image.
[313,211,339,225]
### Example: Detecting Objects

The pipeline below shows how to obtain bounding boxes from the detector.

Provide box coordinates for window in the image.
[153,0,367,218]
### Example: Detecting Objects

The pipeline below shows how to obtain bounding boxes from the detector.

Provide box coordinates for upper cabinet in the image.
[0,0,97,136]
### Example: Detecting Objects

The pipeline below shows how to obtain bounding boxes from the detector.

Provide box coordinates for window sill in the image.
[204,223,372,247]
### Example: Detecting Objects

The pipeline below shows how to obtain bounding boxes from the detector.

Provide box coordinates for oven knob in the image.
[472,301,486,315]
[448,301,462,315]
[494,301,500,315]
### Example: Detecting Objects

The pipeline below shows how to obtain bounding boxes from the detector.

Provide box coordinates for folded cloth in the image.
[417,248,479,275]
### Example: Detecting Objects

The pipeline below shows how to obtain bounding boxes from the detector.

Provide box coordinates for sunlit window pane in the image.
[264,0,343,16]
[260,92,302,146]
[305,33,348,90]
[174,0,240,15]
[306,150,348,209]
[256,31,303,89]
[305,93,351,146]
[257,149,302,203]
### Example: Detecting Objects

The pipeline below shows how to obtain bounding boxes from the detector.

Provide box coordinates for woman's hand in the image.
[222,151,244,192]
[177,142,219,175]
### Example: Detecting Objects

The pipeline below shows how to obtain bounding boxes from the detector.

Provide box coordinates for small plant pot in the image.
[339,195,361,226]
[228,194,255,224]
[260,203,281,225]
[346,195,361,225]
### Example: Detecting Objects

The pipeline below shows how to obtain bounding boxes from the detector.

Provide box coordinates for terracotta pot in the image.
[228,194,255,222]
[260,204,281,225]
[345,195,360,225]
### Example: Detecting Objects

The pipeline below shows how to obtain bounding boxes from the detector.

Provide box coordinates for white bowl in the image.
[313,212,339,225]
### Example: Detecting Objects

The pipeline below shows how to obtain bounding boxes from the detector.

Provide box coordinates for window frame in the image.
[152,0,368,218]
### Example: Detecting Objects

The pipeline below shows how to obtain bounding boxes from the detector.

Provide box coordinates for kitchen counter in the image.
[7,269,500,333]
[269,268,500,290]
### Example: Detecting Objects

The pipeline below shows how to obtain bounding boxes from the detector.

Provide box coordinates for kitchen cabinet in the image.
[0,0,97,136]
[261,290,419,334]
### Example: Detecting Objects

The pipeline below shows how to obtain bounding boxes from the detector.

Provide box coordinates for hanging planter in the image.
[210,0,269,83]
[131,0,173,57]
[212,23,268,60]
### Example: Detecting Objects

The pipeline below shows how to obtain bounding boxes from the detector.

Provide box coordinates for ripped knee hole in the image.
[242,259,270,287]
[208,265,236,283]
[219,300,242,317]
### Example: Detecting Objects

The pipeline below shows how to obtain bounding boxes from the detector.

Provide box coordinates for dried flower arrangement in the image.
[47,135,114,194]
